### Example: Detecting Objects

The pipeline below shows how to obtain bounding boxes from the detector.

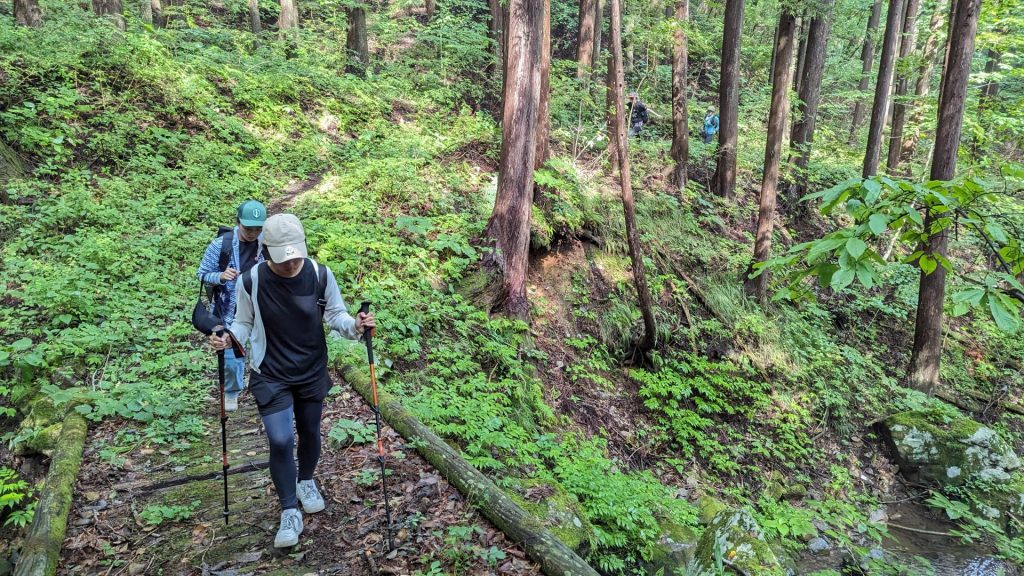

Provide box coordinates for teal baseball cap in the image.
[236,200,267,227]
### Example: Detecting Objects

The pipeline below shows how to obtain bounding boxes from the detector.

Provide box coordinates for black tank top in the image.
[255,260,328,386]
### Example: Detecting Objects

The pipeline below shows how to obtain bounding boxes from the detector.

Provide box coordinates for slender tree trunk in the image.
[971,48,1000,161]
[346,8,369,75]
[712,0,744,199]
[606,55,618,170]
[577,0,597,78]
[593,0,604,69]
[906,0,980,394]
[484,0,543,320]
[610,0,656,353]
[793,19,807,96]
[849,0,883,144]
[14,0,43,26]
[490,0,506,74]
[248,0,262,32]
[788,0,834,199]
[278,0,298,29]
[937,0,958,101]
[536,0,551,168]
[92,0,125,29]
[669,0,689,191]
[425,0,435,21]
[885,0,921,174]
[150,0,164,27]
[747,10,797,301]
[900,0,946,164]
[862,0,905,177]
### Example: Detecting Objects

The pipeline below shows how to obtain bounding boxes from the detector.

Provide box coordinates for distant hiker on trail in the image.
[703,108,720,144]
[197,200,267,411]
[628,91,650,137]
[208,213,375,549]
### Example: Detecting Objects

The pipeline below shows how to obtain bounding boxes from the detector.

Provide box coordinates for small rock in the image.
[868,508,888,524]
[808,537,830,554]
[84,491,101,502]
[128,563,147,575]
[72,517,93,526]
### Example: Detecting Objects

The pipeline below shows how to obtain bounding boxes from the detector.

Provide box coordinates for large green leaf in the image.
[846,238,867,259]
[830,268,856,292]
[868,214,889,236]
[919,254,938,275]
[988,294,1019,333]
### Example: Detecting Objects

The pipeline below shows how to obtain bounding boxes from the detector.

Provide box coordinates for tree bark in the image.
[141,0,152,23]
[278,0,298,29]
[793,18,806,96]
[13,412,88,576]
[577,0,597,78]
[669,0,689,191]
[712,0,744,199]
[248,0,262,32]
[885,0,921,175]
[485,0,543,319]
[747,11,796,302]
[346,8,369,75]
[92,0,125,29]
[340,367,601,576]
[489,0,506,75]
[862,0,904,177]
[610,0,656,353]
[906,0,980,394]
[14,0,43,26]
[150,0,163,27]
[848,0,883,144]
[788,0,834,199]
[900,0,946,164]
[425,0,435,21]
[536,0,551,169]
[606,55,618,171]
[593,0,604,70]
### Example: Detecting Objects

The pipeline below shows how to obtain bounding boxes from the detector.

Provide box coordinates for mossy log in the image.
[340,366,600,576]
[15,411,88,576]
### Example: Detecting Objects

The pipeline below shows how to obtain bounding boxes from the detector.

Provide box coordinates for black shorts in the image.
[249,370,332,416]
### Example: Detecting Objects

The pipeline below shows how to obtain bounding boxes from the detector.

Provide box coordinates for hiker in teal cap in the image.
[196,199,268,410]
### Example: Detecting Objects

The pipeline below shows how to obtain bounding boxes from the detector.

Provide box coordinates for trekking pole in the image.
[215,327,230,525]
[359,302,394,552]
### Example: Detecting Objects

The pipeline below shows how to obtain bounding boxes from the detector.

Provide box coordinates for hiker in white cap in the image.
[208,213,374,548]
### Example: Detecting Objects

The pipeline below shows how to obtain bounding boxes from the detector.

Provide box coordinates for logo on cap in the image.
[285,246,297,257]
[252,208,262,218]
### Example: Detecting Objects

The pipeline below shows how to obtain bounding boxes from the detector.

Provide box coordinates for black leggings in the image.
[262,400,324,510]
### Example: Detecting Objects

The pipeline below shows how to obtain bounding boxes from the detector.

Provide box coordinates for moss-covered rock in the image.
[644,520,699,576]
[504,477,595,551]
[692,508,785,576]
[698,495,728,525]
[13,395,67,457]
[879,410,1021,487]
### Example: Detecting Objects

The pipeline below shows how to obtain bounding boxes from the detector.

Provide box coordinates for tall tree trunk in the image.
[346,8,369,75]
[536,0,551,168]
[793,18,807,96]
[747,10,797,301]
[712,0,744,199]
[92,0,125,29]
[606,55,618,171]
[788,0,834,199]
[862,0,904,177]
[609,0,656,353]
[593,0,604,70]
[669,0,689,191]
[278,0,298,29]
[900,0,946,164]
[248,0,262,32]
[425,0,435,21]
[906,0,980,394]
[150,0,164,27]
[885,0,921,174]
[141,0,152,23]
[971,48,1000,161]
[577,0,597,78]
[849,0,883,144]
[937,0,958,101]
[14,0,43,26]
[484,0,543,320]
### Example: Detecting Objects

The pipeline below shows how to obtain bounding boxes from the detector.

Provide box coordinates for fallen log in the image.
[15,411,88,576]
[339,366,600,576]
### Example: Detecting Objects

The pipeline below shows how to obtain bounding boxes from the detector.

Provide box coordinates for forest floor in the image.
[58,369,539,576]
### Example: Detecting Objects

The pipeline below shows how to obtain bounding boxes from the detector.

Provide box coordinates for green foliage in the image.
[139,500,200,525]
[327,418,376,447]
[0,467,35,528]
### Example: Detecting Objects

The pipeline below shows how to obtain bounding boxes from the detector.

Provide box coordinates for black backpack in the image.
[243,260,329,319]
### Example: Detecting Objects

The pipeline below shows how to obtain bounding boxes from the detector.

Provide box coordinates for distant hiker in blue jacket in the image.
[703,108,720,144]
[196,200,267,411]
[209,213,374,549]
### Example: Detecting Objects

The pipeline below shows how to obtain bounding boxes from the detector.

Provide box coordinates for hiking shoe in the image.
[297,479,325,513]
[224,393,239,412]
[273,508,303,548]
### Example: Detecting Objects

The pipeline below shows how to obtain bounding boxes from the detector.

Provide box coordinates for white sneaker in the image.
[224,393,239,412]
[297,479,325,513]
[273,508,303,548]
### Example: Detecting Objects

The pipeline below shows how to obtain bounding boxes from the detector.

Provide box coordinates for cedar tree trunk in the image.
[14,0,43,26]
[885,0,921,174]
[577,0,597,78]
[788,0,834,199]
[669,0,689,191]
[862,0,905,177]
[346,7,369,75]
[712,0,744,199]
[278,0,298,29]
[849,0,883,144]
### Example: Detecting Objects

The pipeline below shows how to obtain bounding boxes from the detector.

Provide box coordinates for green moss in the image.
[504,477,595,551]
[698,496,727,525]
[645,520,699,575]
[692,509,784,576]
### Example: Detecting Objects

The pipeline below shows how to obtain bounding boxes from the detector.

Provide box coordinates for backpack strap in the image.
[218,228,234,272]
[312,260,328,319]
[243,261,257,298]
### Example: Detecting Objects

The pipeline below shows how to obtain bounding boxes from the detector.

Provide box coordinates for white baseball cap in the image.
[263,213,308,263]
